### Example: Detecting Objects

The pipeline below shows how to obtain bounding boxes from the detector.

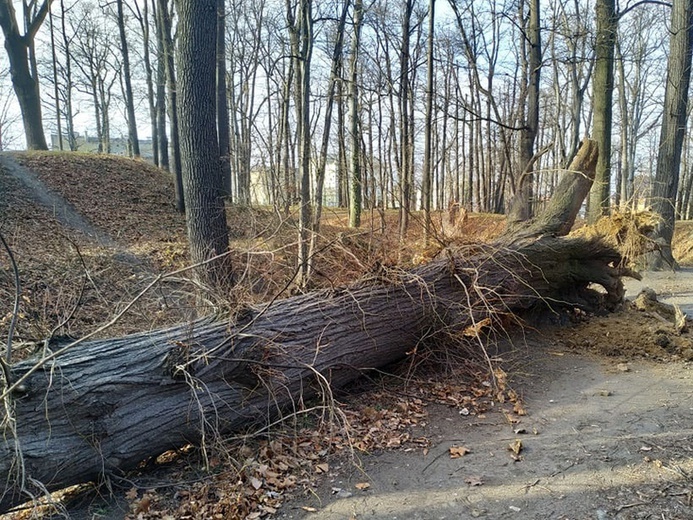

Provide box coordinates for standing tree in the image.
[348,0,364,228]
[0,0,51,150]
[647,0,693,268]
[132,0,159,165]
[399,0,414,239]
[507,0,541,223]
[217,0,232,198]
[115,0,140,158]
[176,0,231,288]
[421,0,435,243]
[287,0,313,287]
[158,0,184,212]
[587,0,616,222]
[69,3,118,154]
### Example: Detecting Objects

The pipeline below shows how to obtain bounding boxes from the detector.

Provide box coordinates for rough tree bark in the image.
[0,140,630,513]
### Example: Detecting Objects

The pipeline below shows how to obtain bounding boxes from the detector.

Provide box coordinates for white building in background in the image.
[250,159,339,207]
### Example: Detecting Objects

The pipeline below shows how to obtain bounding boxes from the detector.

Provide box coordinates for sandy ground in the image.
[275,271,693,520]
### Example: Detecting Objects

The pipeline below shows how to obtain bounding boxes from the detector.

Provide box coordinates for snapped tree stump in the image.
[0,139,633,513]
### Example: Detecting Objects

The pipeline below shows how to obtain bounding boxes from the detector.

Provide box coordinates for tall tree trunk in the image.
[154,0,169,170]
[0,0,50,150]
[139,0,159,166]
[399,0,413,239]
[158,0,183,212]
[421,0,435,244]
[508,0,541,223]
[59,0,76,151]
[348,0,363,229]
[646,0,693,269]
[313,1,348,231]
[116,0,140,158]
[587,0,616,222]
[217,0,232,199]
[48,3,62,150]
[287,0,313,287]
[177,0,231,287]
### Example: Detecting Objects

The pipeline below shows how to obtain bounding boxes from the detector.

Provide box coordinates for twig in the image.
[616,501,651,512]
[0,231,20,366]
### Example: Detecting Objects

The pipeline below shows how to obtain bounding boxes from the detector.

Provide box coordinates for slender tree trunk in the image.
[154,0,169,170]
[116,0,140,158]
[646,0,693,268]
[140,0,159,166]
[587,0,616,222]
[217,0,232,199]
[48,3,62,151]
[287,0,313,287]
[59,0,76,151]
[421,0,435,244]
[399,0,413,239]
[158,0,183,212]
[508,0,541,223]
[348,0,363,229]
[337,77,347,207]
[313,1,348,230]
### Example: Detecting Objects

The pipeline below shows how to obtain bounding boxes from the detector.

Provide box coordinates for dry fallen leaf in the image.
[125,487,139,501]
[355,482,371,490]
[302,506,318,512]
[463,317,492,337]
[513,402,527,416]
[250,476,263,490]
[449,445,471,458]
[134,497,151,514]
[508,439,523,456]
[315,462,329,474]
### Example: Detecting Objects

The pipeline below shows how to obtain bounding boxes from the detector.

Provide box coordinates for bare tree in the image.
[217,0,232,198]
[421,0,435,243]
[69,3,118,153]
[176,0,230,287]
[0,0,51,149]
[647,0,693,268]
[507,0,541,223]
[157,0,184,212]
[286,0,313,287]
[348,0,364,228]
[132,0,159,165]
[586,0,617,222]
[114,0,140,157]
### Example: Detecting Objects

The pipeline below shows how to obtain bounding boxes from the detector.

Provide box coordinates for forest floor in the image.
[0,152,691,519]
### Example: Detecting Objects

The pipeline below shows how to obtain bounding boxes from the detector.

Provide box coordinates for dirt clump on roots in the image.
[546,296,693,362]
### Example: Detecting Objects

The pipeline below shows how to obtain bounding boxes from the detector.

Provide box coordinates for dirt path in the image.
[0,152,143,266]
[278,273,693,520]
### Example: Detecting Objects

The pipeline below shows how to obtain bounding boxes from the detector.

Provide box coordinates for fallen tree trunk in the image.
[0,140,631,512]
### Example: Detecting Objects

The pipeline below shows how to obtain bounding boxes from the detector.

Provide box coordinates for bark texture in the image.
[176,0,230,286]
[505,139,599,240]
